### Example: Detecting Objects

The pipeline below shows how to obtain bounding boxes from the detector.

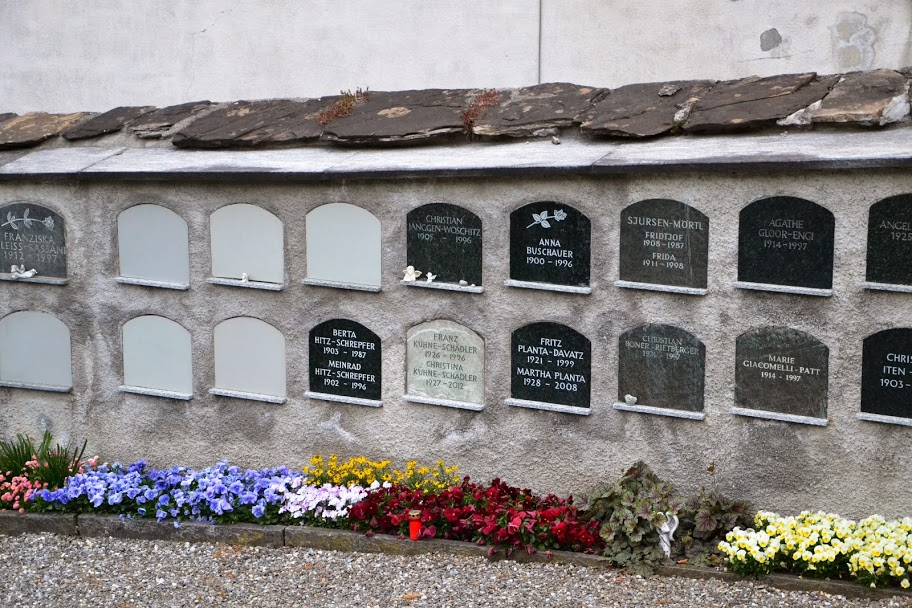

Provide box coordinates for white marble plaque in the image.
[117,204,190,288]
[121,315,193,398]
[305,203,381,290]
[210,204,284,285]
[211,317,286,402]
[406,320,484,407]
[0,311,72,391]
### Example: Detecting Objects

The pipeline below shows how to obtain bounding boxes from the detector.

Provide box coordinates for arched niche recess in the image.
[304,203,382,291]
[117,204,190,289]
[208,204,284,290]
[209,317,286,403]
[120,315,193,399]
[0,311,72,391]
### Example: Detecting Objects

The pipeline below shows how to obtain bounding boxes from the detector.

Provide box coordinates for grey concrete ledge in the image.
[0,511,77,537]
[116,276,190,290]
[1,513,910,600]
[0,274,67,286]
[731,407,828,427]
[860,281,912,294]
[401,280,484,294]
[208,388,287,404]
[614,280,707,296]
[305,391,383,408]
[0,380,71,393]
[119,385,193,401]
[505,397,591,416]
[77,514,284,548]
[733,281,833,297]
[403,394,485,412]
[856,412,912,427]
[206,276,284,291]
[613,402,705,421]
[503,279,592,295]
[6,132,912,181]
[303,278,382,293]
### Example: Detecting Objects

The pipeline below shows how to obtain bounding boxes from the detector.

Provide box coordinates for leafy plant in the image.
[34,433,88,489]
[677,463,754,565]
[0,433,42,477]
[461,89,500,132]
[317,87,370,125]
[582,461,683,575]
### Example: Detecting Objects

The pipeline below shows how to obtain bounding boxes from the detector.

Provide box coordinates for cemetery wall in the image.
[5,0,912,113]
[1,169,911,518]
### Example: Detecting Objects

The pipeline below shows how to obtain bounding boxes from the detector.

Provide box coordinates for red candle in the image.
[408,509,421,541]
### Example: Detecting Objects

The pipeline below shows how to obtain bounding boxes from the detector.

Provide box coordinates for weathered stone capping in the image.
[0,512,909,601]
[1,69,911,151]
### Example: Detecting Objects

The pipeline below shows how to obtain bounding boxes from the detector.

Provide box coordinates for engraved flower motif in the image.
[42,216,54,230]
[402,266,422,282]
[527,209,568,229]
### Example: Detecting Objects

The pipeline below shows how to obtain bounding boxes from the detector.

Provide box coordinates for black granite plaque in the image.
[511,322,591,408]
[510,202,590,287]
[0,202,67,278]
[737,197,834,290]
[866,194,912,286]
[309,319,381,401]
[619,199,708,289]
[861,328,912,419]
[735,327,829,419]
[618,324,705,412]
[406,203,482,286]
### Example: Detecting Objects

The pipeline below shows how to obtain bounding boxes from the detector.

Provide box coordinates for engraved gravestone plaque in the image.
[309,319,381,403]
[861,328,912,420]
[509,202,590,290]
[866,195,912,287]
[735,327,829,421]
[737,197,834,291]
[0,202,67,280]
[617,324,705,415]
[406,204,482,287]
[509,322,591,411]
[406,320,484,408]
[619,199,708,291]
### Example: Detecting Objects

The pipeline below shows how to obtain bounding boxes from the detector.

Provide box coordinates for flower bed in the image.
[719,511,912,589]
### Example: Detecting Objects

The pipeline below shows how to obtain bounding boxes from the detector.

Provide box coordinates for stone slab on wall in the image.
[1,172,911,519]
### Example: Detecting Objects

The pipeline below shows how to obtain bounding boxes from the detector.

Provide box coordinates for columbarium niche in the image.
[0,202,67,285]
[306,319,382,407]
[859,328,912,425]
[117,204,190,289]
[404,203,483,292]
[864,194,912,292]
[0,311,72,391]
[305,203,382,291]
[208,203,284,290]
[735,196,835,296]
[404,320,485,411]
[120,315,193,399]
[507,202,591,294]
[506,321,591,415]
[210,317,286,403]
[734,327,829,425]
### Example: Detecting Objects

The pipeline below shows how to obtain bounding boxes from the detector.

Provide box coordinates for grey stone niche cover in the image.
[864,194,912,291]
[615,324,705,419]
[737,197,834,294]
[0,202,67,283]
[508,321,591,414]
[618,199,708,293]
[860,328,912,423]
[734,327,829,425]
[308,319,382,406]
[508,202,590,293]
[405,320,484,410]
[406,203,482,290]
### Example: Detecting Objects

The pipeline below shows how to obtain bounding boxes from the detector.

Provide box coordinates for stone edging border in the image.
[1,511,909,601]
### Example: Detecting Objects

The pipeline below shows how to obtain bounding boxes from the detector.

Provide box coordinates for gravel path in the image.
[1,533,910,608]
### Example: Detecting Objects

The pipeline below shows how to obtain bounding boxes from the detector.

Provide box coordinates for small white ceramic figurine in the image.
[658,512,679,559]
[425,272,437,283]
[10,265,38,279]
[402,266,422,282]
[624,394,637,406]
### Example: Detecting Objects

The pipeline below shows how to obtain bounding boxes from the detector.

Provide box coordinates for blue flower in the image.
[252,504,265,518]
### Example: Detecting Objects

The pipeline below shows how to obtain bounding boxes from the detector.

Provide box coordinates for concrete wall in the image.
[4,1,912,113]
[1,170,911,518]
